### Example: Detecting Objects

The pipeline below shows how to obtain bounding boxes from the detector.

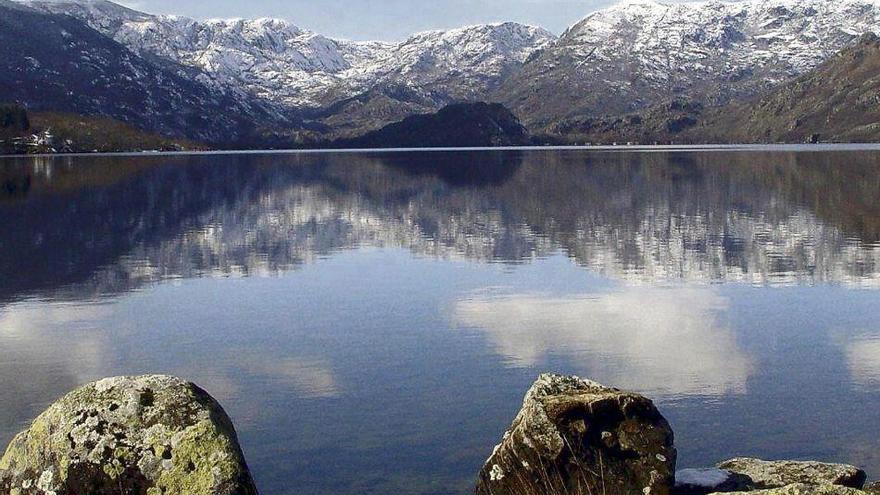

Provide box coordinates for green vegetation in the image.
[0,104,205,154]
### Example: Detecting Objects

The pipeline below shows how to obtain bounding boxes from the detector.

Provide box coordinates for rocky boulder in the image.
[0,375,257,495]
[711,483,868,494]
[475,373,676,495]
[718,458,867,490]
[864,482,880,494]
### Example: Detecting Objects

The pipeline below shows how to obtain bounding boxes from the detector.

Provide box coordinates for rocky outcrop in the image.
[332,102,532,149]
[0,375,257,495]
[718,458,867,490]
[475,373,676,495]
[712,483,868,494]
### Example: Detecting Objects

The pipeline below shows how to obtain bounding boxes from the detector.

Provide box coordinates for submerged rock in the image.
[711,483,868,494]
[0,375,257,495]
[674,467,751,494]
[718,458,867,490]
[475,373,676,495]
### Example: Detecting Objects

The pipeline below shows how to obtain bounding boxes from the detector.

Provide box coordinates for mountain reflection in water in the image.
[2,149,880,495]
[2,149,879,304]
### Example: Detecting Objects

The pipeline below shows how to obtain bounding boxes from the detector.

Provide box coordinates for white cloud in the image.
[454,287,754,397]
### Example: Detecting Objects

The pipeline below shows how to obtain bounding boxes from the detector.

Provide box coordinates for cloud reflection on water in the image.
[455,287,753,398]
[844,336,880,388]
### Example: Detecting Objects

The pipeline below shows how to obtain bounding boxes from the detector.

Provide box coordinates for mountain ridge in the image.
[6,0,880,147]
[494,0,880,133]
[25,0,555,110]
[0,1,295,145]
[696,32,880,143]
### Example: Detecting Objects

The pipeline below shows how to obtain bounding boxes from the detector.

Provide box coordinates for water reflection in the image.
[2,150,880,494]
[455,287,752,397]
[2,149,880,306]
[844,336,880,388]
[0,301,112,436]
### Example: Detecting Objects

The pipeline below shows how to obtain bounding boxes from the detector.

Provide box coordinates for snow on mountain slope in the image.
[497,0,880,128]
[26,0,554,108]
[17,0,880,139]
[563,0,880,86]
[374,23,556,101]
[0,0,292,144]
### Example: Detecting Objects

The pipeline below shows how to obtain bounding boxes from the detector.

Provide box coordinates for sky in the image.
[114,0,627,40]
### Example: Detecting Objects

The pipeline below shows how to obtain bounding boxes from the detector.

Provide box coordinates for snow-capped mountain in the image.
[496,0,880,130]
[27,0,555,109]
[10,0,880,143]
[0,0,293,144]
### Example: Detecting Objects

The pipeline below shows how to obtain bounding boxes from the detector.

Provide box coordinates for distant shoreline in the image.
[4,143,880,159]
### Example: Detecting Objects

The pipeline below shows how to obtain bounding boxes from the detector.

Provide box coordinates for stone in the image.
[864,482,880,494]
[674,468,752,494]
[0,375,257,495]
[718,458,867,490]
[710,483,868,495]
[475,373,676,495]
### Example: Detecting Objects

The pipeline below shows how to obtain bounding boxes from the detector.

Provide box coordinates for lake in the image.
[1,148,880,494]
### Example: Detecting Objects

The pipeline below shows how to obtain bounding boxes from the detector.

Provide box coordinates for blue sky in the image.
[116,0,625,40]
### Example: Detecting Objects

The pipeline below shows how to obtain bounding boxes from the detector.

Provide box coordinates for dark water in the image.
[1,148,880,494]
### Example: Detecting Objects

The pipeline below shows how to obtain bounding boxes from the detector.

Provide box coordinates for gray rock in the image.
[475,373,676,495]
[710,483,868,494]
[674,468,752,494]
[718,458,866,490]
[0,375,257,495]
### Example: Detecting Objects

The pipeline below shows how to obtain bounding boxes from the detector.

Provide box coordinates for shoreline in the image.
[4,143,880,159]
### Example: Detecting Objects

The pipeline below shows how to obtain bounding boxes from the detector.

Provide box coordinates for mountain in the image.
[25,0,554,138]
[7,0,880,147]
[494,0,880,135]
[332,102,531,148]
[695,33,880,143]
[0,1,294,145]
[549,33,880,144]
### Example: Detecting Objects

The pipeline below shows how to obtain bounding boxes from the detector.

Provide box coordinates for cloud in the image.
[454,287,753,397]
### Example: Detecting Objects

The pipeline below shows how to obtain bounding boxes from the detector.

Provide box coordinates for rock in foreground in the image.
[0,375,257,495]
[712,483,868,494]
[476,373,676,495]
[718,458,867,490]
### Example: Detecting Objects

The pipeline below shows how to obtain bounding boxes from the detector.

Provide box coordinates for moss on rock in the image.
[718,458,867,490]
[0,375,257,495]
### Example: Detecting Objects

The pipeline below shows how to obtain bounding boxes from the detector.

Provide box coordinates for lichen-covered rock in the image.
[0,375,257,495]
[674,468,752,494]
[710,482,868,495]
[864,481,880,494]
[475,373,676,495]
[717,458,867,490]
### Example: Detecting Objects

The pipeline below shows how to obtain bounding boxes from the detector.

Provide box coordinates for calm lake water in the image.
[2,148,880,494]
